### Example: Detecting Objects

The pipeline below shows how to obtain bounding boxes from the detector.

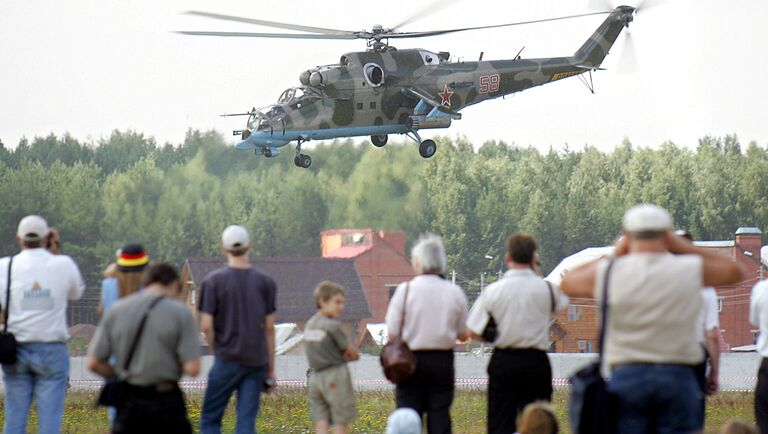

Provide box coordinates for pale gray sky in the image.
[1,0,766,151]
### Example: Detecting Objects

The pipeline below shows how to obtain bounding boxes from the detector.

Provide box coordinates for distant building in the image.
[546,227,765,352]
[181,257,372,340]
[321,229,414,323]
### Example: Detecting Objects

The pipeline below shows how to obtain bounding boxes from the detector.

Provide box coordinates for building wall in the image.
[353,239,414,322]
[718,230,763,349]
[551,300,599,353]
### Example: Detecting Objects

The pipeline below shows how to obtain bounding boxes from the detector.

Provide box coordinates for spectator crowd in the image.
[0,204,766,433]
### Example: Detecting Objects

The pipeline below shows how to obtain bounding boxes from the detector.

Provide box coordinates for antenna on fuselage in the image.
[514,46,525,60]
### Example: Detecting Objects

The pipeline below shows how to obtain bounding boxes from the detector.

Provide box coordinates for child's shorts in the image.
[308,363,357,424]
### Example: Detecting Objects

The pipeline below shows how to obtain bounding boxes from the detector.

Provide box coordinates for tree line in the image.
[1,130,765,290]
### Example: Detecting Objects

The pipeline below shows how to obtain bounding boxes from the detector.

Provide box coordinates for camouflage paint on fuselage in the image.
[238,6,634,154]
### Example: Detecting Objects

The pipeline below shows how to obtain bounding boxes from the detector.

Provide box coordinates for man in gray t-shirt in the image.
[88,263,201,434]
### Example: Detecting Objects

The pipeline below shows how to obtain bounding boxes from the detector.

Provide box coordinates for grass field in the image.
[0,388,755,433]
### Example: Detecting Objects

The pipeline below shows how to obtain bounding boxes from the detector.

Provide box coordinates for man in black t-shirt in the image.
[199,225,277,434]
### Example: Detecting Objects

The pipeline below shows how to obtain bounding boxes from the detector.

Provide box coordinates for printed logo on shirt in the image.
[21,281,54,311]
[303,329,327,342]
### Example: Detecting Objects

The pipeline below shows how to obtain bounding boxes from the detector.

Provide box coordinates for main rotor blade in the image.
[391,0,461,30]
[176,31,360,40]
[184,11,356,36]
[385,11,612,39]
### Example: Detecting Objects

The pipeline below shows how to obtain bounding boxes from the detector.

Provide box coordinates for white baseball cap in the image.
[622,204,673,232]
[222,225,250,250]
[17,215,49,242]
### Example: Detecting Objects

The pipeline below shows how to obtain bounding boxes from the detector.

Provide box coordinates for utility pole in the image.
[452,269,456,285]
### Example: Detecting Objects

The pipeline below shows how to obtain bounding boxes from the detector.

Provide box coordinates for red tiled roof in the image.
[185,257,371,322]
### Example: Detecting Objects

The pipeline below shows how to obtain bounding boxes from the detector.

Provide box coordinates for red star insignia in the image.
[438,84,454,107]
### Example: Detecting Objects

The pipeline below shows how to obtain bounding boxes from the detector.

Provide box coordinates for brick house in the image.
[181,257,372,339]
[545,227,765,352]
[321,229,415,323]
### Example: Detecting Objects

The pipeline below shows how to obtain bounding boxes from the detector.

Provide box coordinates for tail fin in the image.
[572,6,635,68]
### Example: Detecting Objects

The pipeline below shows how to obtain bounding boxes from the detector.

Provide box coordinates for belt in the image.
[125,381,179,396]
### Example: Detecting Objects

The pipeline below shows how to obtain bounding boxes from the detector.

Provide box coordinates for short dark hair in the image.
[314,281,345,309]
[631,230,665,240]
[21,240,43,249]
[142,263,180,288]
[507,233,537,264]
[227,247,249,257]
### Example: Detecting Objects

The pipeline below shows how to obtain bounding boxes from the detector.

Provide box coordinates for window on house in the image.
[578,340,593,353]
[370,102,376,109]
[387,284,399,300]
[568,305,583,321]
[717,297,724,313]
[190,288,196,305]
[356,102,363,110]
[753,330,761,345]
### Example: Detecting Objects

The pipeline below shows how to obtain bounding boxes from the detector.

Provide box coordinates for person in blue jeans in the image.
[0,215,85,434]
[562,204,744,433]
[199,225,277,434]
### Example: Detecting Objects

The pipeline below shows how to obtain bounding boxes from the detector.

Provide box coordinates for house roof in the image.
[185,257,371,322]
[324,244,373,258]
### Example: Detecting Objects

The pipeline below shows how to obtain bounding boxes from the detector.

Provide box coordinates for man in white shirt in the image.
[562,205,743,434]
[0,215,85,434]
[750,279,768,433]
[466,233,569,434]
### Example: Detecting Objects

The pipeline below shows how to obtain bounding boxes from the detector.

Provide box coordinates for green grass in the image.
[0,388,755,433]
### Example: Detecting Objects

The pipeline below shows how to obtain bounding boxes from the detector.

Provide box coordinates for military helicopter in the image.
[179,5,637,168]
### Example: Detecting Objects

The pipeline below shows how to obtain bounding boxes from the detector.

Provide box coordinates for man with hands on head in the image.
[561,204,743,434]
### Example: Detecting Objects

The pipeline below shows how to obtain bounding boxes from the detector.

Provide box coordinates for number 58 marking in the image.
[479,74,500,93]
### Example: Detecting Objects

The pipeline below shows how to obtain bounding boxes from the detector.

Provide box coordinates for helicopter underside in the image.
[235,124,413,154]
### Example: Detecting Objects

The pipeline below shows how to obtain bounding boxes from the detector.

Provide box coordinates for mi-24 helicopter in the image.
[179,5,638,168]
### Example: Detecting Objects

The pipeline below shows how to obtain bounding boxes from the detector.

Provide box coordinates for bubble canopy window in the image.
[277,86,321,105]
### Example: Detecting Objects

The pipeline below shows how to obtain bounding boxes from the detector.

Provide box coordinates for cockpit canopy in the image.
[248,105,286,132]
[277,86,321,105]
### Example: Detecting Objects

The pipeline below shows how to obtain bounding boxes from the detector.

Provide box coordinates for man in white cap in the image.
[0,215,85,434]
[199,225,277,434]
[561,204,743,434]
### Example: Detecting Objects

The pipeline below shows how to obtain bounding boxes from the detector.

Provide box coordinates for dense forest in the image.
[0,130,765,291]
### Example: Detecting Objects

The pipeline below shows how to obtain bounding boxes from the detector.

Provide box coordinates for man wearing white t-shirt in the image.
[750,279,768,433]
[562,205,743,434]
[0,215,85,434]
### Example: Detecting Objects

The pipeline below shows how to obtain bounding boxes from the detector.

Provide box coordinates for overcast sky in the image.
[1,0,766,152]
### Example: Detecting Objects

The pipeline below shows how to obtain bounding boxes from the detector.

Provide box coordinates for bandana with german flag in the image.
[117,244,149,271]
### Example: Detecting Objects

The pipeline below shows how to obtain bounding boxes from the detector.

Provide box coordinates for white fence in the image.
[46,352,763,393]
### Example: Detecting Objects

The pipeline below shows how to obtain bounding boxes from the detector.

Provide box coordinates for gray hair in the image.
[411,233,447,275]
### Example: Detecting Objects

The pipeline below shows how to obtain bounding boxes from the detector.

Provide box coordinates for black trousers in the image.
[757,358,768,434]
[396,350,454,434]
[113,383,192,434]
[487,348,552,434]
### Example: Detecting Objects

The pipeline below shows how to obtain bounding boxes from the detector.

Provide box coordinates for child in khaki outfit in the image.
[304,281,359,434]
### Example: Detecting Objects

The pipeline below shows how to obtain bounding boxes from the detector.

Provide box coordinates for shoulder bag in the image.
[569,259,616,434]
[98,295,165,407]
[380,282,417,384]
[481,279,557,343]
[0,256,17,365]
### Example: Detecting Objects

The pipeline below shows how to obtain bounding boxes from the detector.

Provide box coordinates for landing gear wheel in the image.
[371,134,388,147]
[294,154,312,168]
[419,139,437,158]
[264,148,273,158]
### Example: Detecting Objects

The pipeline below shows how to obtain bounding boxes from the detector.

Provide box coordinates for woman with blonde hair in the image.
[99,244,150,315]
